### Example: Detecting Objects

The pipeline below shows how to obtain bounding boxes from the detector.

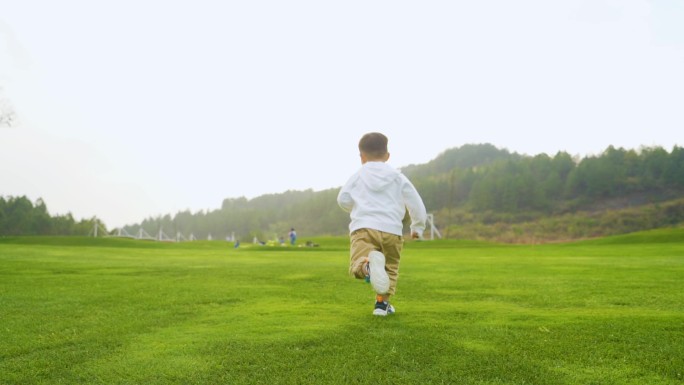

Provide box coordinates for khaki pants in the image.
[349,228,404,296]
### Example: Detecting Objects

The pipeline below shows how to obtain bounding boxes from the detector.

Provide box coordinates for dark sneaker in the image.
[373,301,395,316]
[368,251,389,294]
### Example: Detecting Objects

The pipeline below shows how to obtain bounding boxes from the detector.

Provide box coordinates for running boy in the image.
[337,132,427,316]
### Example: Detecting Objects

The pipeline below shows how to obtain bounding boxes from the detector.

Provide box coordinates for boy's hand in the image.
[411,232,421,240]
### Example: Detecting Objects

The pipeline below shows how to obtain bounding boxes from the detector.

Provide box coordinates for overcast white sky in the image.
[1,0,683,228]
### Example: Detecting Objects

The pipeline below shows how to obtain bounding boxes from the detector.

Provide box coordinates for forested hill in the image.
[403,144,684,242]
[3,144,683,242]
[120,143,684,242]
[405,143,684,213]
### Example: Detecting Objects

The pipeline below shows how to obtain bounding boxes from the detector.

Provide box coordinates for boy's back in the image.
[338,161,426,237]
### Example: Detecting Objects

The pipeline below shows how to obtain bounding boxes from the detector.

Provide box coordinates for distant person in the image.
[289,228,297,245]
[233,240,240,248]
[337,132,427,316]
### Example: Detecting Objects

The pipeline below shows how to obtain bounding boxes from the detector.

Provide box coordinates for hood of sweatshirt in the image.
[359,162,401,191]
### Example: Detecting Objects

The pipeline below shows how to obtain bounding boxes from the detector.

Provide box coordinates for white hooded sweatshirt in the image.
[337,161,427,236]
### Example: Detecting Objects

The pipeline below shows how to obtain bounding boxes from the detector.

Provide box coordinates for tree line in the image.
[407,144,684,214]
[3,144,683,240]
[125,143,684,241]
[122,188,347,242]
[0,196,98,236]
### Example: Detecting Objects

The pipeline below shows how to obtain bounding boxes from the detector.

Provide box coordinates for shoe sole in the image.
[368,251,390,295]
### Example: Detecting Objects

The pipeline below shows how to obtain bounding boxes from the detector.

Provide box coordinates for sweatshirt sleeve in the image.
[337,175,356,212]
[401,176,427,236]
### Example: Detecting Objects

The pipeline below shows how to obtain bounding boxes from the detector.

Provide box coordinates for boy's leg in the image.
[380,231,404,297]
[349,229,377,279]
[349,229,391,294]
[373,233,402,316]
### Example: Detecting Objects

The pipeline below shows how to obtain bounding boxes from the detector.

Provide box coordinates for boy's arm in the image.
[401,177,427,238]
[337,177,356,212]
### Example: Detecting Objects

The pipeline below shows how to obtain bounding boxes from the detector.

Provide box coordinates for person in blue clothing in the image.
[289,228,297,245]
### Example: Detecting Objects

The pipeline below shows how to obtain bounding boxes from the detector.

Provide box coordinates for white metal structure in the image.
[426,213,442,240]
[138,228,155,240]
[157,227,174,242]
[89,220,109,237]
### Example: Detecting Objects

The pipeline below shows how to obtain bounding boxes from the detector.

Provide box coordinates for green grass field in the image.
[1,230,683,385]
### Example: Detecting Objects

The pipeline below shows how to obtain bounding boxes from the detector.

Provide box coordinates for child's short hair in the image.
[359,132,388,158]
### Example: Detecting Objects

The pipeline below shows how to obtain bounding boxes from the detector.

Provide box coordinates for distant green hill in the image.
[117,143,683,243]
[4,144,683,242]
